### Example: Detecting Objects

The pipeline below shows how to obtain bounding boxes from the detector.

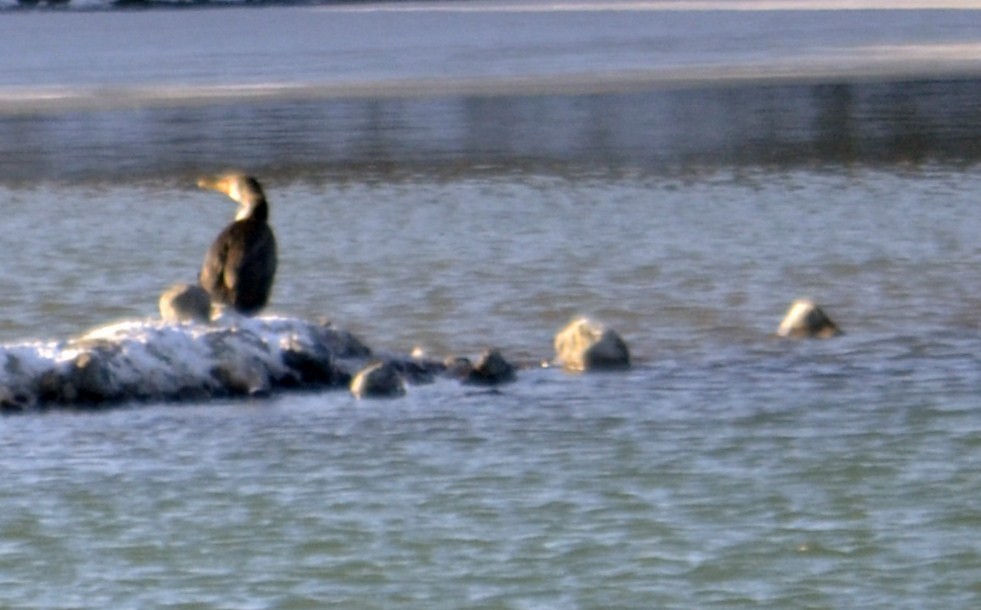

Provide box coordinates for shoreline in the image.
[4,58,981,115]
[3,2,981,181]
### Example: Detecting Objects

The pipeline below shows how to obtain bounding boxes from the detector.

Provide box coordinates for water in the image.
[2,2,981,608]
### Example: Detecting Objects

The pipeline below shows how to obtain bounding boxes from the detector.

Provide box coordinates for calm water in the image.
[2,3,980,609]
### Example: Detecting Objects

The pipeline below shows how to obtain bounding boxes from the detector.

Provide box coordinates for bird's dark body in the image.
[200,218,276,315]
[196,174,278,316]
[200,212,277,316]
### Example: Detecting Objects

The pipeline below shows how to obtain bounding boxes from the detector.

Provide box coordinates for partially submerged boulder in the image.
[554,317,630,372]
[446,349,517,386]
[159,283,211,324]
[777,299,842,338]
[350,361,406,399]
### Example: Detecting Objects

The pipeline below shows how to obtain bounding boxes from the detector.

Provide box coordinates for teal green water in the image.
[1,168,979,608]
[1,376,977,608]
[2,4,981,607]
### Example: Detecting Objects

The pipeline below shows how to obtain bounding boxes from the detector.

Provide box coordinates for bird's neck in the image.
[236,197,268,223]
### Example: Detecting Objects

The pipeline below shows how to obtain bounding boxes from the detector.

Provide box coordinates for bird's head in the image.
[197,173,267,221]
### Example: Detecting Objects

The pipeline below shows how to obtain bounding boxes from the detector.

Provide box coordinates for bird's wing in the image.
[200,227,235,297]
[237,227,277,291]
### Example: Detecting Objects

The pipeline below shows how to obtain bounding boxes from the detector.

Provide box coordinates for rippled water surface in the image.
[2,387,976,608]
[2,167,980,608]
[2,2,981,607]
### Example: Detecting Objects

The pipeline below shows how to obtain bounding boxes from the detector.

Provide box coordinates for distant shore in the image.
[2,2,981,181]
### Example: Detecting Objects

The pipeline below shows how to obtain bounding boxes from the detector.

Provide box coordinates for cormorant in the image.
[197,174,278,316]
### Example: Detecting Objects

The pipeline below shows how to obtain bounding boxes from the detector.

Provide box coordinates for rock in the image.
[443,356,474,379]
[159,283,212,324]
[777,299,842,338]
[350,361,406,399]
[460,349,516,385]
[386,357,444,385]
[65,350,116,405]
[203,328,275,396]
[554,317,631,372]
[280,345,349,388]
[310,321,373,359]
[0,314,532,410]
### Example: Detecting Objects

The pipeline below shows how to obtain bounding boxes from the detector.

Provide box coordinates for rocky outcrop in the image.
[777,299,842,338]
[0,303,546,410]
[553,317,630,372]
[0,296,859,412]
[0,316,404,412]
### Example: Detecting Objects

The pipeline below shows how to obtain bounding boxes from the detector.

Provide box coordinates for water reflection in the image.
[3,78,981,184]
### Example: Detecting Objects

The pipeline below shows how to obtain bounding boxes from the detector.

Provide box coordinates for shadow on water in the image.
[3,77,981,184]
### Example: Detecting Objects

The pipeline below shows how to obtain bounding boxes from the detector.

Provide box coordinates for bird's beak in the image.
[197,175,234,195]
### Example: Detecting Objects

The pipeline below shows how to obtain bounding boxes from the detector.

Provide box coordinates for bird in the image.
[196,173,278,316]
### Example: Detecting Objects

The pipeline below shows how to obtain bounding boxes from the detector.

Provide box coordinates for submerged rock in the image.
[777,299,842,338]
[451,349,517,386]
[65,350,117,404]
[554,317,630,372]
[159,283,212,324]
[350,361,406,399]
[443,356,474,379]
